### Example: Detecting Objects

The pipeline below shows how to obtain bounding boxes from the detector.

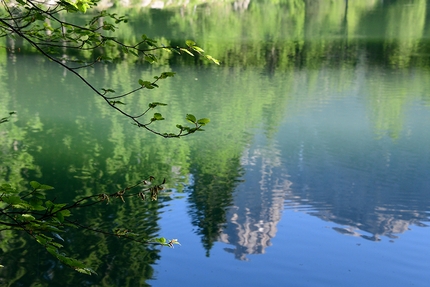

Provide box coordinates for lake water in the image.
[1,1,430,286]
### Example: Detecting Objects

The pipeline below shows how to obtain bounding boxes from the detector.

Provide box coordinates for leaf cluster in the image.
[0,178,180,274]
[0,0,218,138]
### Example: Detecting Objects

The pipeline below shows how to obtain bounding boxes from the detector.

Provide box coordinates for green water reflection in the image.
[1,0,430,285]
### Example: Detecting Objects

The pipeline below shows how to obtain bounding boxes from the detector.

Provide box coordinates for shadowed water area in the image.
[1,0,430,286]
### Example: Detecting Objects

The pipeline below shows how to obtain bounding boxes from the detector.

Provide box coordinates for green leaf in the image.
[35,235,48,245]
[154,237,166,244]
[30,181,41,189]
[180,48,194,57]
[185,40,196,47]
[76,0,88,13]
[2,196,22,205]
[186,114,197,123]
[192,46,205,54]
[76,267,97,275]
[206,55,220,65]
[148,102,167,108]
[20,214,36,221]
[34,205,46,211]
[140,81,155,89]
[159,72,176,79]
[60,209,71,217]
[197,118,210,125]
[144,54,157,63]
[39,184,54,190]
[56,212,64,223]
[152,113,165,121]
[30,181,53,190]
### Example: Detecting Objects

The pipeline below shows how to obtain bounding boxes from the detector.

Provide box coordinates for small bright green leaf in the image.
[206,55,220,65]
[180,48,194,57]
[156,237,166,244]
[138,79,144,86]
[186,114,197,123]
[76,267,97,275]
[30,181,41,189]
[197,118,210,125]
[21,214,36,221]
[35,235,48,245]
[153,113,164,121]
[61,209,71,217]
[141,81,154,89]
[185,40,196,47]
[192,46,204,53]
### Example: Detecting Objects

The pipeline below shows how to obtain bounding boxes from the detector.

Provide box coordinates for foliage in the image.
[0,0,218,275]
[0,178,179,273]
[0,0,217,138]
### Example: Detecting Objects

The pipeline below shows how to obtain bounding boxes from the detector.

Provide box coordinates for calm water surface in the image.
[1,1,430,286]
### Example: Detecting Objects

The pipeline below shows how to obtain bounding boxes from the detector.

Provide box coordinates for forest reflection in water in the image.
[1,0,430,286]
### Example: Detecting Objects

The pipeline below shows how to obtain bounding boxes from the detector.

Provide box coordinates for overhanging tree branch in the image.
[1,0,218,137]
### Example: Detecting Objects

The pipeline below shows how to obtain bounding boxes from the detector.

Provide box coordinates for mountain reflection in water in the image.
[213,94,430,259]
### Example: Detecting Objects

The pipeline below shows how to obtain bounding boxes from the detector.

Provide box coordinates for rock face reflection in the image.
[218,142,292,260]
[217,102,430,259]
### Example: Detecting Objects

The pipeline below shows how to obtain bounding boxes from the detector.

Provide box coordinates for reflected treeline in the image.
[6,0,430,69]
[119,0,428,69]
[0,55,184,284]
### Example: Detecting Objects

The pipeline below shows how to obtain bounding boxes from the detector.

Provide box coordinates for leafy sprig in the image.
[0,0,218,138]
[0,178,179,274]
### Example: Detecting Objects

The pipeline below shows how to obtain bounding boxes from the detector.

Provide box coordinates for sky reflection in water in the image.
[152,65,430,286]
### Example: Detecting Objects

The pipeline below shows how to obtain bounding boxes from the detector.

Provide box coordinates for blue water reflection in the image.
[152,66,430,286]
